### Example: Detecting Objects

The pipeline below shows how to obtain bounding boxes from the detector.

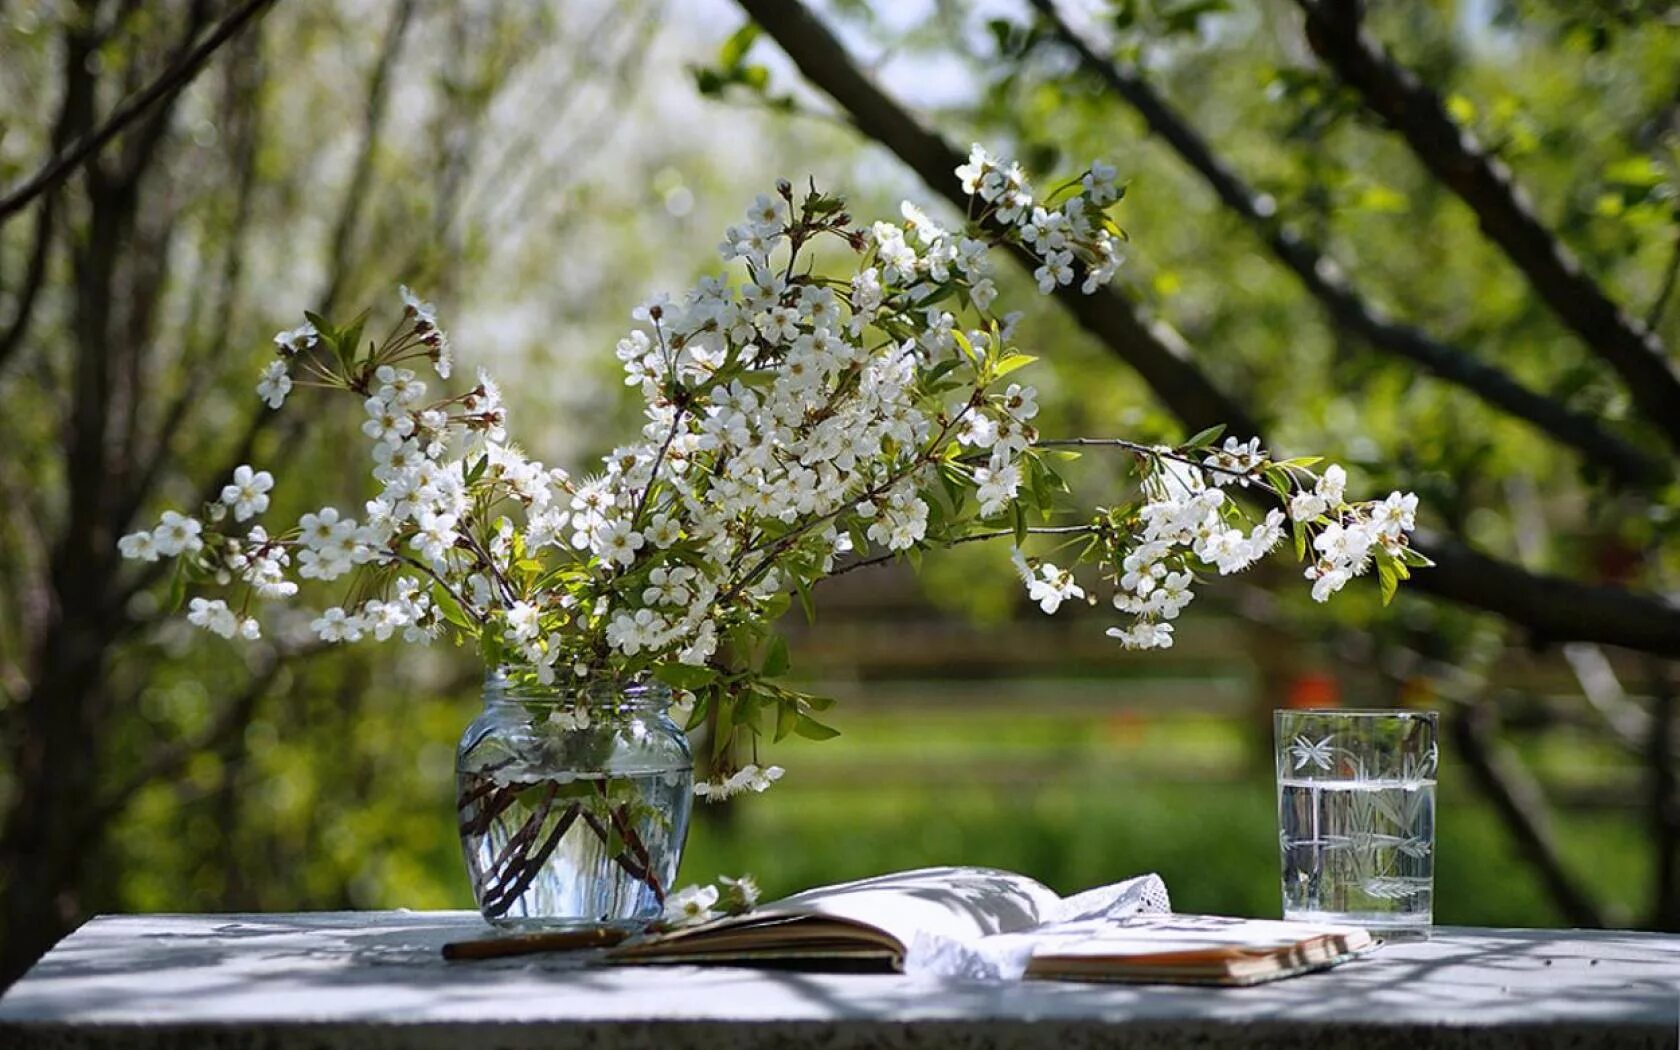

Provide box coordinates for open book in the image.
[609,866,1374,986]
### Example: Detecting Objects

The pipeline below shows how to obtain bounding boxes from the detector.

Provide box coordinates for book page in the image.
[982,913,1373,961]
[768,866,1064,950]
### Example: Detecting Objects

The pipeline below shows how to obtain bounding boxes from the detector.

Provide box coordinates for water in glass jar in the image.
[458,770,689,928]
[1278,776,1435,934]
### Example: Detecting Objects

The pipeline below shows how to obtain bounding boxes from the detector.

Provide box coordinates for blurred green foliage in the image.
[680,704,1649,927]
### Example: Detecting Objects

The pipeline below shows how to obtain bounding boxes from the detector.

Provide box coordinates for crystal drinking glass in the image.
[1275,708,1437,937]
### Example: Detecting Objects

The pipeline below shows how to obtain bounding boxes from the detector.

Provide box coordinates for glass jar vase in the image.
[455,668,693,929]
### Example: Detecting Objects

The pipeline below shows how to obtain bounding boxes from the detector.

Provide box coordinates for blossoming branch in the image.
[120,144,1426,796]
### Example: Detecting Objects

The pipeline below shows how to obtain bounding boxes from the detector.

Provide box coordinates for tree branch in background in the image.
[1403,529,1680,657]
[0,0,276,226]
[1292,0,1680,455]
[117,0,217,193]
[0,195,54,376]
[1030,0,1667,489]
[117,30,270,539]
[734,0,1680,659]
[1450,700,1607,928]
[1562,642,1648,753]
[318,0,416,316]
[733,0,1259,439]
[467,2,659,243]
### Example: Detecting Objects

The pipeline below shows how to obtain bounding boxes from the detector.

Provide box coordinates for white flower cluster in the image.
[660,873,760,927]
[692,762,784,802]
[1306,489,1418,602]
[185,597,258,640]
[1085,441,1419,649]
[957,146,1125,295]
[120,297,462,646]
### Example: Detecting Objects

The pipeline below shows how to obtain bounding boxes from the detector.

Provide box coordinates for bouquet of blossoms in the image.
[124,144,1425,804]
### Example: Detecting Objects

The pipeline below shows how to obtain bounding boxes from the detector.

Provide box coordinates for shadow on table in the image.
[3,917,1677,1032]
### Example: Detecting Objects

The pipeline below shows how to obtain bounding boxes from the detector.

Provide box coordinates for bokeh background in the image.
[2,0,1677,987]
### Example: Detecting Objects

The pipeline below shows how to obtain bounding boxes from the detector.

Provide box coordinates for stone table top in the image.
[1,911,1677,1049]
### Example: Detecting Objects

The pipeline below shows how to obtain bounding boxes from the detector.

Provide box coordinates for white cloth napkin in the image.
[902,873,1172,981]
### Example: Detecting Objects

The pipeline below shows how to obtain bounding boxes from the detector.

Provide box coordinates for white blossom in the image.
[220,465,273,522]
[694,763,785,802]
[1107,621,1174,650]
[1204,437,1267,486]
[118,529,160,562]
[188,597,246,639]
[662,884,720,926]
[152,511,203,557]
[1373,491,1418,539]
[311,606,364,643]
[256,361,292,409]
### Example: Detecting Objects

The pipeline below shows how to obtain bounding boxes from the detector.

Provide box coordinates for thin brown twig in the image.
[578,808,657,891]
[483,782,558,896]
[484,802,581,916]
[0,0,277,226]
[823,525,1097,580]
[1037,436,1262,479]
[600,788,664,904]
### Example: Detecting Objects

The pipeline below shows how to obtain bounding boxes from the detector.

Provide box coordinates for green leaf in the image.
[923,358,963,387]
[1263,466,1292,501]
[1184,424,1226,450]
[1605,154,1666,188]
[712,697,736,760]
[1292,519,1308,562]
[848,522,871,562]
[166,562,187,614]
[761,634,790,677]
[340,314,368,368]
[683,692,712,732]
[432,583,472,630]
[1399,547,1435,568]
[993,352,1037,379]
[793,712,841,741]
[760,590,791,621]
[719,21,760,69]
[654,663,719,691]
[732,691,761,729]
[1377,556,1399,606]
[464,455,488,485]
[693,66,726,97]
[792,572,816,624]
[774,700,797,743]
[1012,501,1029,547]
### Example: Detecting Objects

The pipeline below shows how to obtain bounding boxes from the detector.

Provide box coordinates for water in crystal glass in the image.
[1275,708,1437,937]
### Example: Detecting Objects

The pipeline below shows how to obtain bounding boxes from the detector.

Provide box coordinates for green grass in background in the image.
[676,705,1649,927]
